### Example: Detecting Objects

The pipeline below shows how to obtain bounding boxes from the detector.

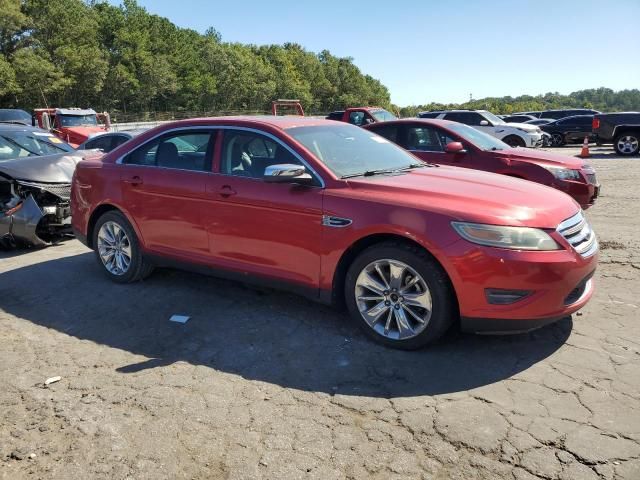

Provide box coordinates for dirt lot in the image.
[1,145,639,480]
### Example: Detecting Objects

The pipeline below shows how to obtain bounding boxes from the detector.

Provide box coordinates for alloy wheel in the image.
[354,259,432,340]
[551,133,564,146]
[617,135,639,154]
[97,221,132,275]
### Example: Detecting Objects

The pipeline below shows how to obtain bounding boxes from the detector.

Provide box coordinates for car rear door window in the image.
[124,130,214,171]
[369,124,400,143]
[444,112,484,126]
[220,130,302,179]
[349,111,365,126]
[86,135,114,152]
[406,126,444,152]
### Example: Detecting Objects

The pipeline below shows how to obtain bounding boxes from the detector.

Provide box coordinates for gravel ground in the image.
[1,146,639,480]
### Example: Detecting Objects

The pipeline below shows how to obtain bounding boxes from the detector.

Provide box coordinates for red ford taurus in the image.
[364,119,599,209]
[72,117,598,349]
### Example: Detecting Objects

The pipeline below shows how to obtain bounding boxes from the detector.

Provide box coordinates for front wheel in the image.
[344,241,456,350]
[614,132,640,156]
[92,210,154,283]
[503,135,526,148]
[550,133,565,147]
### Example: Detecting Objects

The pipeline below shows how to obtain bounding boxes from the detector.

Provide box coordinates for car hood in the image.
[493,147,586,169]
[502,122,540,132]
[0,152,88,183]
[345,166,579,229]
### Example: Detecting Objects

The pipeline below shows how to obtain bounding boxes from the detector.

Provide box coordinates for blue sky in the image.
[111,0,640,106]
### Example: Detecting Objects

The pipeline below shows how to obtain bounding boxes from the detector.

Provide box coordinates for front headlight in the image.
[451,222,560,250]
[544,166,581,181]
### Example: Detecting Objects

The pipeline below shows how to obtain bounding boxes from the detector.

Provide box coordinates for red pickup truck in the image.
[326,107,397,126]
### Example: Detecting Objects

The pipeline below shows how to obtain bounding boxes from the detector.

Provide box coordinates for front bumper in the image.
[444,238,598,333]
[525,133,544,148]
[1,195,71,247]
[554,179,600,209]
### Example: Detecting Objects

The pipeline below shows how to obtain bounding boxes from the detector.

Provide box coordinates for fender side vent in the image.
[322,215,352,228]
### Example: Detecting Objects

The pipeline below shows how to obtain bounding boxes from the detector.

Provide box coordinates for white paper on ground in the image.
[169,315,190,324]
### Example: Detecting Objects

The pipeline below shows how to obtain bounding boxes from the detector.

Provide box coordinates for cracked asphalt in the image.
[0,146,638,479]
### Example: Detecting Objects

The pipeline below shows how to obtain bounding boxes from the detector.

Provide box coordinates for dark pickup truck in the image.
[593,112,640,156]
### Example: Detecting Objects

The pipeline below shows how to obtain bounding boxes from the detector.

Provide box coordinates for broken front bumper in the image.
[1,195,71,247]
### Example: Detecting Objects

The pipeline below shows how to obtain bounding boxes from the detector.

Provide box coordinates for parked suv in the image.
[72,117,597,349]
[418,110,544,148]
[537,109,601,120]
[592,112,640,156]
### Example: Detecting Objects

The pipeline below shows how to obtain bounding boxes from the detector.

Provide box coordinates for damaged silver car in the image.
[0,124,85,248]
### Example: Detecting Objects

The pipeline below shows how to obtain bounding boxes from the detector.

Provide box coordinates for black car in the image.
[501,114,537,123]
[538,109,601,121]
[0,124,82,248]
[0,109,32,126]
[540,115,595,146]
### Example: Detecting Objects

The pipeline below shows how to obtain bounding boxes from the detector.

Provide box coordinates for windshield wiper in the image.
[341,163,430,179]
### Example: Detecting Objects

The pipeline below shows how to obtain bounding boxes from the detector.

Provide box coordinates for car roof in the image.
[553,114,594,120]
[151,115,344,131]
[364,118,462,128]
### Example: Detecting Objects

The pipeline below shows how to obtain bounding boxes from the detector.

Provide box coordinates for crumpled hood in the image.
[345,166,579,229]
[503,122,540,132]
[0,152,88,183]
[494,147,586,169]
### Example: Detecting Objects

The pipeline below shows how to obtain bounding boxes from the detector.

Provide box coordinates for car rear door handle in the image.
[219,185,236,198]
[123,175,143,186]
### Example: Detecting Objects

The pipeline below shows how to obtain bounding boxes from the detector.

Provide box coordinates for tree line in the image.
[398,88,640,117]
[0,0,391,115]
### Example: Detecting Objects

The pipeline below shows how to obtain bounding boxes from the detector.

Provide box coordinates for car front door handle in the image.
[219,185,237,198]
[124,175,143,186]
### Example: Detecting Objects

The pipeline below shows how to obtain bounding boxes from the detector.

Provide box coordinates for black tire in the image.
[503,135,526,148]
[550,133,565,147]
[92,210,154,283]
[344,241,456,350]
[613,132,640,156]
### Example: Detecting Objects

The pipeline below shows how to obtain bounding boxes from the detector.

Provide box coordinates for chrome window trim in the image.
[115,125,325,188]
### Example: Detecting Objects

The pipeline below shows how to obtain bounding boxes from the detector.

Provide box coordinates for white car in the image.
[418,110,544,148]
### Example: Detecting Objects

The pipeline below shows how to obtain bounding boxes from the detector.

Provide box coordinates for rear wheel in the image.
[344,241,456,350]
[614,132,639,156]
[92,210,154,283]
[550,133,565,147]
[503,135,526,148]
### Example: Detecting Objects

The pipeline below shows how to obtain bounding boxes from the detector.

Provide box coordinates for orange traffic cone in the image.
[579,136,590,158]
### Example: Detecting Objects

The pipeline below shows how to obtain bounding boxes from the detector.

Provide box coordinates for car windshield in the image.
[446,122,511,151]
[370,109,397,122]
[481,111,506,125]
[0,131,73,160]
[59,114,98,127]
[287,124,425,178]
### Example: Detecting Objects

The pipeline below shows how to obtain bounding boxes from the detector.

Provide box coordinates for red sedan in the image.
[71,117,598,349]
[364,119,599,209]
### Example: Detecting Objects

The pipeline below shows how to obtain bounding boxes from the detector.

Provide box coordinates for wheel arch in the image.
[330,232,458,311]
[86,203,142,249]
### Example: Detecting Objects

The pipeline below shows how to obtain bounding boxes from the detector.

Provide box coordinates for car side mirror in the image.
[479,120,490,126]
[263,164,313,185]
[445,142,466,154]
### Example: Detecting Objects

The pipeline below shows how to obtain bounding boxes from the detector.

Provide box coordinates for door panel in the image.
[205,129,324,290]
[120,129,216,259]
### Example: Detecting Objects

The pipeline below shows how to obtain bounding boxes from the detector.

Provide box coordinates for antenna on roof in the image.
[38,85,49,109]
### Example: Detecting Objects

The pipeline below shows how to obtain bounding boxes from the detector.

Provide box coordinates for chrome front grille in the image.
[557,211,598,258]
[16,181,72,201]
